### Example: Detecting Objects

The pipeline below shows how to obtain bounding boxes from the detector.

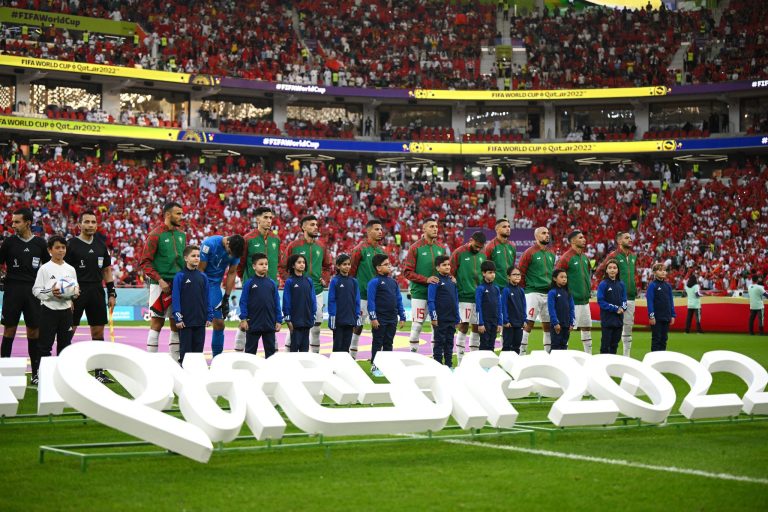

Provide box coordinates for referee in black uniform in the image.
[0,208,49,382]
[66,211,117,383]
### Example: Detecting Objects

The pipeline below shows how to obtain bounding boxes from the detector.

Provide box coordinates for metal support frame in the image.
[39,425,536,472]
[35,412,768,471]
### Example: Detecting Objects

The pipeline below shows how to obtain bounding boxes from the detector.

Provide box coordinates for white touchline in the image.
[443,439,768,486]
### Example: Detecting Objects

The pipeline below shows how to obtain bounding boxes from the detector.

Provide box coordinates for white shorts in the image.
[149,283,171,319]
[360,299,369,324]
[411,298,427,323]
[574,304,592,328]
[315,292,324,324]
[622,300,636,335]
[525,292,550,323]
[458,302,478,324]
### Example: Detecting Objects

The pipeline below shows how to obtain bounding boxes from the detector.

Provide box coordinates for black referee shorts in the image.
[72,283,108,326]
[1,282,42,328]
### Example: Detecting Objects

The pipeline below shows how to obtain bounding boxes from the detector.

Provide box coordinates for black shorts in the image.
[72,284,108,326]
[1,281,42,328]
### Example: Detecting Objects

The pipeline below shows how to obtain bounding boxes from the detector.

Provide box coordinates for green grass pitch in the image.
[1,329,767,511]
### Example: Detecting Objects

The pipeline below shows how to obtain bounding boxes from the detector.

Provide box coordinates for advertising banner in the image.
[0,7,141,37]
[409,140,676,155]
[676,136,768,151]
[668,78,768,96]
[0,55,206,85]
[411,86,669,102]
[183,131,411,153]
[0,115,180,141]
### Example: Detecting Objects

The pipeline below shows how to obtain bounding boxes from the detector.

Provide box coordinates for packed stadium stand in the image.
[294,0,496,89]
[1,148,766,293]
[511,161,768,291]
[0,147,505,283]
[0,1,766,299]
[504,5,713,89]
[1,0,765,89]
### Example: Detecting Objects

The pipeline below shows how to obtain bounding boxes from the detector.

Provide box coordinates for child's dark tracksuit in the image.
[328,274,361,352]
[501,284,527,353]
[427,274,460,367]
[172,267,213,364]
[283,275,317,352]
[597,277,627,354]
[367,274,406,364]
[646,278,676,351]
[239,275,282,357]
[547,286,575,350]
[476,281,502,351]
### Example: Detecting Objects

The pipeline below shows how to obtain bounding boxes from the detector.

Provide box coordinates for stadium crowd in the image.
[294,0,496,89]
[1,147,766,294]
[0,149,496,288]
[685,0,768,85]
[1,0,765,90]
[503,4,715,89]
[512,159,768,291]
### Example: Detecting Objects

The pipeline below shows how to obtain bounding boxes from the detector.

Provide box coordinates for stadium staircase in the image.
[292,9,317,69]
[670,43,689,83]
[496,185,511,221]
[713,0,731,25]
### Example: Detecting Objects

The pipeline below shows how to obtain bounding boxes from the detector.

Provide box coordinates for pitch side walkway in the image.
[8,326,435,362]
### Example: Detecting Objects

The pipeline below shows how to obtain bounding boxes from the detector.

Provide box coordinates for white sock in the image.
[622,336,632,357]
[350,333,360,359]
[520,330,530,355]
[234,330,245,352]
[543,331,551,353]
[580,330,592,354]
[309,325,321,353]
[469,332,480,351]
[456,331,467,363]
[409,321,423,351]
[169,331,180,362]
[146,329,159,353]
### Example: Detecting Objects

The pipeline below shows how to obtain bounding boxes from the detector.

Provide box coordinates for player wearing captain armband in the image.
[32,236,79,384]
[140,201,186,362]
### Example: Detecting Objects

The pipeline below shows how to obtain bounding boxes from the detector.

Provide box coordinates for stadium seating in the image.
[284,120,355,139]
[385,126,455,142]
[687,0,768,84]
[462,131,527,143]
[2,152,765,292]
[512,165,768,290]
[643,129,710,140]
[219,119,280,136]
[1,1,765,89]
[294,0,496,89]
[505,5,714,89]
